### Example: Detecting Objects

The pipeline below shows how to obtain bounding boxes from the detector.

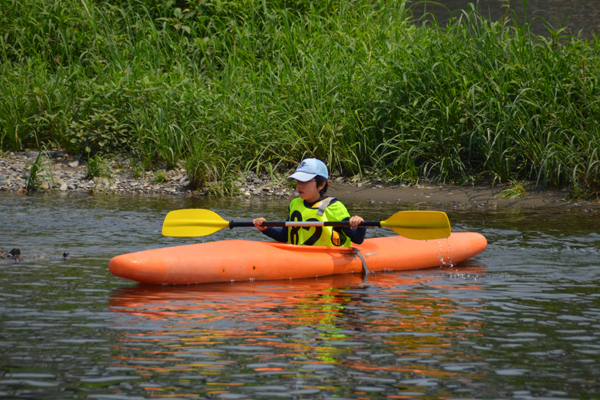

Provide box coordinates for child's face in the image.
[296,178,324,203]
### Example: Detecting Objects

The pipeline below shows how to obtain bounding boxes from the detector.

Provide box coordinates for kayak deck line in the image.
[108,232,487,285]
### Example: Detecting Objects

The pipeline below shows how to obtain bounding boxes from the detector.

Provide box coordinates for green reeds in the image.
[25,147,52,191]
[495,181,527,199]
[86,153,110,179]
[1,0,599,195]
[152,170,168,184]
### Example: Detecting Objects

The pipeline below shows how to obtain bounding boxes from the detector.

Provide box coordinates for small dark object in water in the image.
[9,248,21,258]
[63,252,69,258]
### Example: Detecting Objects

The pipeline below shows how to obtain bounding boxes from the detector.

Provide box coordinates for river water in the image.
[1,193,599,399]
[409,0,600,39]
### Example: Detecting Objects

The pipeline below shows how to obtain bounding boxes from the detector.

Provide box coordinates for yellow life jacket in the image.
[287,197,352,247]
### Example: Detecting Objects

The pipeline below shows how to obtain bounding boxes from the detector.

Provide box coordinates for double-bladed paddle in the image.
[162,209,451,240]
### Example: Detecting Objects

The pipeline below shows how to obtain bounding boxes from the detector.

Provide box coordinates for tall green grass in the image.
[1,0,599,195]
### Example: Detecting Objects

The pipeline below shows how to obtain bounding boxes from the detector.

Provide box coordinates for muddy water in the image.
[409,0,600,39]
[1,193,599,399]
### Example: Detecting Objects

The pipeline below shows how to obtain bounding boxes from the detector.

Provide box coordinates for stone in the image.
[48,150,65,158]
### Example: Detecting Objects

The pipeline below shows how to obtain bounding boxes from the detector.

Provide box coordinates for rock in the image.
[40,181,50,190]
[10,248,21,258]
[48,150,65,159]
[68,161,79,168]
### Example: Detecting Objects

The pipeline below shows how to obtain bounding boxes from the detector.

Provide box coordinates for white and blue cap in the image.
[288,158,329,182]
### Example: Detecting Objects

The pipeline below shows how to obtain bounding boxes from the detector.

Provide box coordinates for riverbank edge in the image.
[1,150,599,212]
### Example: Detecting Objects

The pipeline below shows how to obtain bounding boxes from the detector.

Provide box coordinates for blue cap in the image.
[288,158,329,182]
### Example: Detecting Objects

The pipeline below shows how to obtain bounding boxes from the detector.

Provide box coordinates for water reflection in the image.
[108,267,487,398]
[2,193,599,399]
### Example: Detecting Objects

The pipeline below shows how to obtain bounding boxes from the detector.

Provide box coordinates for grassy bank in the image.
[1,0,599,196]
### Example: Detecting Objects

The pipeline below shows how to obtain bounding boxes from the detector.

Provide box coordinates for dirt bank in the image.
[329,182,600,212]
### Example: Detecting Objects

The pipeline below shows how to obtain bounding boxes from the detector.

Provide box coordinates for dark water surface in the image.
[1,193,599,399]
[409,0,600,39]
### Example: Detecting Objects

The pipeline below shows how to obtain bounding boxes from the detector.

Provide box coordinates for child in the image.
[253,158,366,246]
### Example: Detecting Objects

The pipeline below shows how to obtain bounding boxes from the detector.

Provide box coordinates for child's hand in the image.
[349,216,364,229]
[253,217,268,231]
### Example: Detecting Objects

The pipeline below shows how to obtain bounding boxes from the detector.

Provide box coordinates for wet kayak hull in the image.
[108,232,487,285]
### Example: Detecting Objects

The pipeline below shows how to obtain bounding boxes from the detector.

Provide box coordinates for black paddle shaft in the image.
[229,221,380,229]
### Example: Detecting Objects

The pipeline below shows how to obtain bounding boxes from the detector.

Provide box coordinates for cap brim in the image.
[288,172,317,182]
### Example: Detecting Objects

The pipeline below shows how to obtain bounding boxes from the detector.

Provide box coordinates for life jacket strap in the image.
[316,197,335,216]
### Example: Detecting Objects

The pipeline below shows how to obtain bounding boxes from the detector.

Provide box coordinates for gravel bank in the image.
[2,150,598,212]
[0,150,297,198]
[0,150,405,199]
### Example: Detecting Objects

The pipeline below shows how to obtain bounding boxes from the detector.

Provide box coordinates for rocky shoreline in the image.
[2,150,599,212]
[0,150,418,199]
[0,150,299,198]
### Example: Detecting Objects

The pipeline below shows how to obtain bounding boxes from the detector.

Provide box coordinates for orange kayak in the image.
[108,232,487,285]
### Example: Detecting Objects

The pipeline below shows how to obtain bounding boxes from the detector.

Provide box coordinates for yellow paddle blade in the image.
[381,211,451,240]
[162,209,229,237]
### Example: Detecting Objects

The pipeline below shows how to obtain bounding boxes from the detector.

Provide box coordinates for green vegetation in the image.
[25,146,54,191]
[153,170,168,184]
[1,0,599,197]
[25,149,50,191]
[495,181,526,199]
[85,153,110,179]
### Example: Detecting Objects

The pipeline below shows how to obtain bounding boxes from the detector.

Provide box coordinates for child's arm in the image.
[253,218,268,231]
[348,216,364,229]
[253,217,288,243]
[342,216,367,244]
